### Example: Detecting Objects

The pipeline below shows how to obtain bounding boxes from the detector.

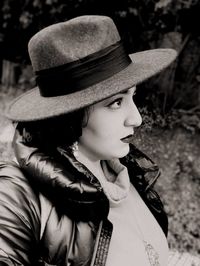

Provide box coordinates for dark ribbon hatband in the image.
[36,41,132,97]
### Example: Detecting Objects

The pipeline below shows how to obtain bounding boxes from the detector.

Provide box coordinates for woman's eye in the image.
[108,98,123,109]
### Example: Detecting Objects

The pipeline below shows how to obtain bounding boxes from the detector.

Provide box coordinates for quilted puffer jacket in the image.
[0,130,168,266]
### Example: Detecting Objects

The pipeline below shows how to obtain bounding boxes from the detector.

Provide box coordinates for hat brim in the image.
[6,48,177,121]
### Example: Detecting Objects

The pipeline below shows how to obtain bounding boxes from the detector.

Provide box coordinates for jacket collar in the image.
[56,142,161,194]
[14,128,160,222]
[58,146,131,206]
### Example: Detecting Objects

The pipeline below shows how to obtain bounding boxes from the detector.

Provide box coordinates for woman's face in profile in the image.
[79,87,142,161]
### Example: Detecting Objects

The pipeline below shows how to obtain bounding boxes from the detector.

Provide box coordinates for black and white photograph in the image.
[0,0,199,265]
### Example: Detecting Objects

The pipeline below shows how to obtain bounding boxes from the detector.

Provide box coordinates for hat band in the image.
[35,41,132,97]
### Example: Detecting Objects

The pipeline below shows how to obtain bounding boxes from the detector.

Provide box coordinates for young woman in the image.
[0,15,177,266]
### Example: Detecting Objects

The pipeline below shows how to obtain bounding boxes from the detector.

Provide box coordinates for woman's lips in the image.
[121,134,133,143]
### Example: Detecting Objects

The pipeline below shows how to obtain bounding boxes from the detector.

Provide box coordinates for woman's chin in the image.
[115,144,130,159]
[99,144,130,160]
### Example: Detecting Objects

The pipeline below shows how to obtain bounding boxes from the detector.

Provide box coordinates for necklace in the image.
[144,240,160,266]
[130,186,161,266]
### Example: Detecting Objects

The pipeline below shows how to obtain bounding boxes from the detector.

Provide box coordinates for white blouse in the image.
[98,159,169,266]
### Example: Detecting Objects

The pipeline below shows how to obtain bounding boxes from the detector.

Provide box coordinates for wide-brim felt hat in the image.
[6,15,177,122]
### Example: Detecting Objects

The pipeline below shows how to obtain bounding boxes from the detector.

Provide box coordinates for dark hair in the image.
[17,107,89,151]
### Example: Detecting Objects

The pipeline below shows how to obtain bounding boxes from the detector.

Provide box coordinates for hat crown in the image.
[28,15,121,72]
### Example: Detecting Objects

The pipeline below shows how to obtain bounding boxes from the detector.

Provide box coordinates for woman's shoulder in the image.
[0,161,45,265]
[0,160,30,186]
[0,160,35,187]
[0,160,41,218]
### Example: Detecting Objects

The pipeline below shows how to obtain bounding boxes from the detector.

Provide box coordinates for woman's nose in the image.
[124,102,142,128]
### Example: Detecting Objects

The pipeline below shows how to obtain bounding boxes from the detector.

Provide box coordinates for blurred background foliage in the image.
[0,0,200,132]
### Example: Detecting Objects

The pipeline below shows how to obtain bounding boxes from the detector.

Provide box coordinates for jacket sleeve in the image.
[0,162,41,265]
